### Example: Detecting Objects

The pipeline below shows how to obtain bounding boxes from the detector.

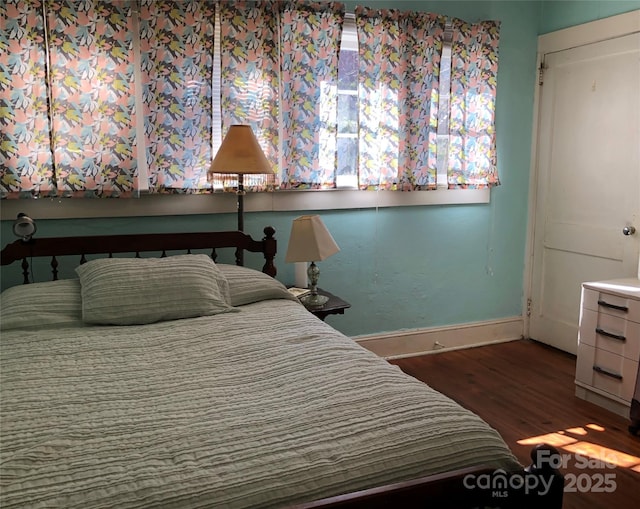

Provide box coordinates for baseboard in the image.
[353,317,524,359]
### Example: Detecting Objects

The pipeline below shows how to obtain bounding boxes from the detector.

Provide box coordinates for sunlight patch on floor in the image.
[517,432,577,447]
[517,423,640,472]
[563,442,640,468]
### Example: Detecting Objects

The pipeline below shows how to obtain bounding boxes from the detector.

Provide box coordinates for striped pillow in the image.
[217,264,299,306]
[1,279,84,330]
[75,254,237,325]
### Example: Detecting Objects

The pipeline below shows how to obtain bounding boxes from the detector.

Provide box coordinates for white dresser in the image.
[575,278,640,417]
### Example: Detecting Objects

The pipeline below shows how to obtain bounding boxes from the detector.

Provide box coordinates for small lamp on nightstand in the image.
[285,215,340,308]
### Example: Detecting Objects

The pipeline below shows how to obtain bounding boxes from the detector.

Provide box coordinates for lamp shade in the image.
[285,215,340,263]
[208,125,273,176]
[13,213,37,241]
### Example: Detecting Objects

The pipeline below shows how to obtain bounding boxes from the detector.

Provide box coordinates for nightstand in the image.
[303,288,351,321]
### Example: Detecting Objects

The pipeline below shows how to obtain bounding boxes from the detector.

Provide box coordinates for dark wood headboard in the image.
[0,226,277,284]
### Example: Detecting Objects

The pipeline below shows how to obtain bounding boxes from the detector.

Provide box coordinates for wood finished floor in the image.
[389,339,640,509]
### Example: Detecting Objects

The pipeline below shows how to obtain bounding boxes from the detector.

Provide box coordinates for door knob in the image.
[623,226,636,236]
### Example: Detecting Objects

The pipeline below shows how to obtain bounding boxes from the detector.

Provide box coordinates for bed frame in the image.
[0,227,565,509]
[0,226,278,282]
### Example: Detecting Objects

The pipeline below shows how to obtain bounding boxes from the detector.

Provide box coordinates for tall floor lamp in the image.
[208,125,273,232]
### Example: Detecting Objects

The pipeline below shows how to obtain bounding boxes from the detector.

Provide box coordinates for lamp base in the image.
[301,261,328,308]
[300,292,329,309]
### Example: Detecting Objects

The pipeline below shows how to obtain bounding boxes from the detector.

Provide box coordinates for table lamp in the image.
[285,215,340,308]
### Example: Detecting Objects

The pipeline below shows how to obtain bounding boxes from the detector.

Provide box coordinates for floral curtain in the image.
[0,0,54,198]
[47,0,139,197]
[279,1,344,189]
[448,19,500,189]
[141,0,215,194]
[1,1,500,199]
[220,0,344,190]
[218,0,279,191]
[355,7,446,191]
[1,0,217,199]
[1,0,139,198]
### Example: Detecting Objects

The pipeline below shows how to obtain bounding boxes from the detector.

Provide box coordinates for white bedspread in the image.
[1,299,520,508]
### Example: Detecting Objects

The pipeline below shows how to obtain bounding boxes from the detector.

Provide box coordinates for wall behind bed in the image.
[2,1,637,356]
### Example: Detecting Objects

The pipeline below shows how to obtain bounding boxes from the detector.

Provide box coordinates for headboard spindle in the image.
[51,256,59,280]
[21,258,29,284]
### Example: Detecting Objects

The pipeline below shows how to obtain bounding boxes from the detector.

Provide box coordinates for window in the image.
[0,1,500,202]
[436,22,454,189]
[353,8,500,191]
[336,13,358,189]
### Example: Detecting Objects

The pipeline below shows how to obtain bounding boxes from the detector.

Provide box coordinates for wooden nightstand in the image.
[302,288,351,321]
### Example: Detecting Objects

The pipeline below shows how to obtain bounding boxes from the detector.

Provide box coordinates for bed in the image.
[0,227,564,508]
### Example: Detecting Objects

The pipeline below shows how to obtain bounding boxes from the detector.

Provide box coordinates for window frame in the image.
[0,3,493,218]
[0,187,490,220]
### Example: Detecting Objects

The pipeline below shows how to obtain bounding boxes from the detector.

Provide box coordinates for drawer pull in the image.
[592,365,623,381]
[595,327,626,342]
[597,300,628,312]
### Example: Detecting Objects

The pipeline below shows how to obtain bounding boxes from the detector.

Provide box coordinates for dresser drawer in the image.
[578,309,640,360]
[581,288,640,322]
[575,343,638,402]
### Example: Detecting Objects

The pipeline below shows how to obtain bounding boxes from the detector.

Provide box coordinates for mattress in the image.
[1,298,520,508]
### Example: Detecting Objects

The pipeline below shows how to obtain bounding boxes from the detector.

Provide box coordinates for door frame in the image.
[523,10,640,340]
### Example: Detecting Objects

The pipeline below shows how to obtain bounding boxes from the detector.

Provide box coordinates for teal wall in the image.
[2,1,634,338]
[539,0,640,33]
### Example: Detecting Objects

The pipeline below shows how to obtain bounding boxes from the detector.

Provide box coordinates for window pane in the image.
[336,23,358,189]
[336,135,358,188]
[337,136,358,173]
[337,93,357,134]
[338,49,358,90]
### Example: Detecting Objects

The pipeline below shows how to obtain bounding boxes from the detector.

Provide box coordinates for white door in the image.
[529,31,640,354]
